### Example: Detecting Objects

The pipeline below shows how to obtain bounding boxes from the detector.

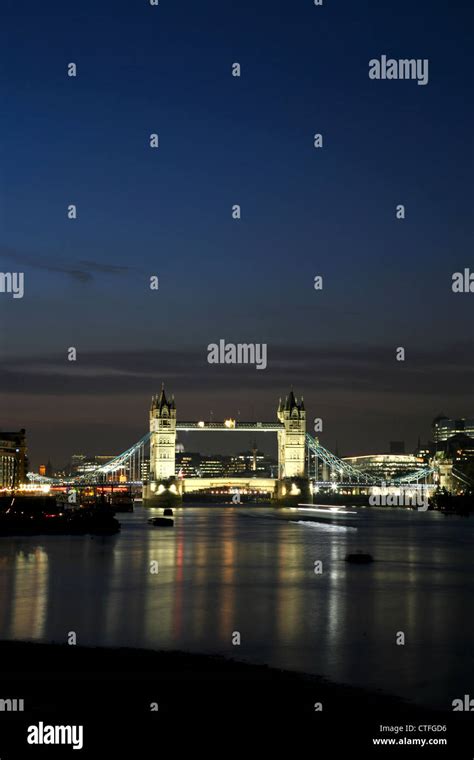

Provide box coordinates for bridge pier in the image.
[276,476,311,505]
[143,477,183,508]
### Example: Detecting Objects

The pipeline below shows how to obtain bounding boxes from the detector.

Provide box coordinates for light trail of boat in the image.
[293,504,358,515]
[290,520,357,532]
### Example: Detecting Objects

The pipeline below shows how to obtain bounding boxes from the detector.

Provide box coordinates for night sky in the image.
[1,0,473,468]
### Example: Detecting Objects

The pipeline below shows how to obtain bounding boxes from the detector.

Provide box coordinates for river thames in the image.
[0,506,472,710]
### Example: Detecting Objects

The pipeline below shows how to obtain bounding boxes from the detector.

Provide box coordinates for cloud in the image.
[1,247,131,283]
[1,342,473,399]
[3,343,472,464]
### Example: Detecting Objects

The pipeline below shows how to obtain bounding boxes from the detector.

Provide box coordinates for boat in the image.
[148,517,174,527]
[0,496,120,536]
[345,551,374,564]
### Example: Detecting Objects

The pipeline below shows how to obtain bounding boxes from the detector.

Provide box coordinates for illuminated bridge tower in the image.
[277,391,308,499]
[144,385,179,505]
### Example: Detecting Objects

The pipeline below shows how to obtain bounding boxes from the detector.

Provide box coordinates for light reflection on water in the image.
[0,506,472,709]
[290,520,357,531]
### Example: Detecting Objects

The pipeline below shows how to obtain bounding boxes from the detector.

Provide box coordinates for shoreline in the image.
[0,641,471,754]
[0,639,447,715]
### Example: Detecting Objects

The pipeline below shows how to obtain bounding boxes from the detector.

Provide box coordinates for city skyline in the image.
[15,385,474,473]
[5,382,474,469]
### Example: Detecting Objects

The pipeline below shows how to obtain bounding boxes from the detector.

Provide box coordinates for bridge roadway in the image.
[176,421,283,432]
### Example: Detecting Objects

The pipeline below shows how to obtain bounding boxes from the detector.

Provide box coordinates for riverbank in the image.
[0,640,430,715]
[0,641,470,756]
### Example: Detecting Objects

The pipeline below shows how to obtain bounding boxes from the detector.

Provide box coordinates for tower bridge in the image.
[144,386,307,503]
[29,386,437,502]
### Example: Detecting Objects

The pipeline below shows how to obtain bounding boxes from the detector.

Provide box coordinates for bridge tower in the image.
[144,385,179,505]
[150,385,176,480]
[277,391,306,478]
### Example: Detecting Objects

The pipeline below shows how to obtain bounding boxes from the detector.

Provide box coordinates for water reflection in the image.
[0,507,472,709]
[0,544,49,640]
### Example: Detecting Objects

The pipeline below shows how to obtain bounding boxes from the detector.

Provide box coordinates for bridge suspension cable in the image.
[306,434,380,484]
[76,433,151,483]
[306,434,437,486]
[392,467,436,484]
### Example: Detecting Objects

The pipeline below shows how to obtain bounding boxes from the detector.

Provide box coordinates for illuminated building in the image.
[433,415,474,443]
[342,453,424,479]
[0,429,27,487]
[440,434,474,463]
[228,450,277,477]
[199,456,226,477]
[176,453,201,477]
[71,454,117,476]
[71,453,87,469]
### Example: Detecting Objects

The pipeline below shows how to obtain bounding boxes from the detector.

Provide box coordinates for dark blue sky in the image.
[1,0,473,466]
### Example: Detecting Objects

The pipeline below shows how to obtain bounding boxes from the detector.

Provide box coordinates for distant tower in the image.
[277,391,306,478]
[251,439,258,472]
[149,385,177,483]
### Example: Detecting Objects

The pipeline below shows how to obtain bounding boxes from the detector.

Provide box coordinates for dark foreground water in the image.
[0,506,472,710]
